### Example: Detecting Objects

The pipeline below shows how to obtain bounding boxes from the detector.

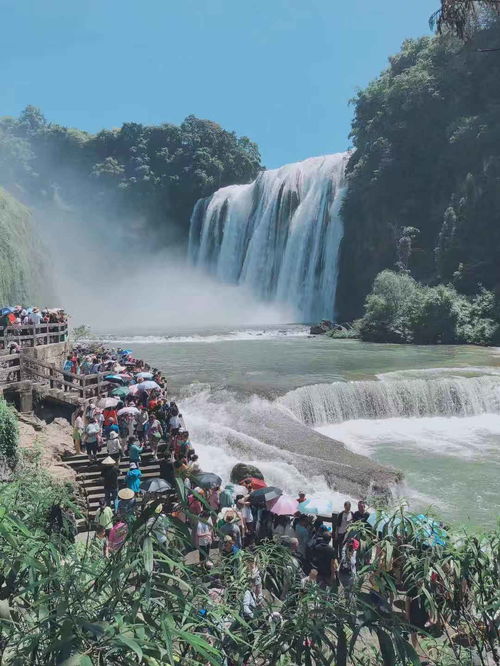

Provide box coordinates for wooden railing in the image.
[1,323,68,348]
[20,355,112,400]
[0,351,22,386]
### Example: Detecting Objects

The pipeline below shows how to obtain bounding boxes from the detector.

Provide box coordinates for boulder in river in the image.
[230,463,264,483]
[310,319,335,335]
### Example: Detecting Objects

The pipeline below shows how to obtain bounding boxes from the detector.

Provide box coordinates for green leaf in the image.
[114,635,143,660]
[376,629,396,666]
[143,535,153,574]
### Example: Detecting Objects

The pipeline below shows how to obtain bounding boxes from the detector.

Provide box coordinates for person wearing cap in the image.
[100,456,120,506]
[126,462,142,493]
[218,511,242,550]
[106,430,123,462]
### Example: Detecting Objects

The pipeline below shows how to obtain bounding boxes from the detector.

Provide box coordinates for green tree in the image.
[0,398,18,464]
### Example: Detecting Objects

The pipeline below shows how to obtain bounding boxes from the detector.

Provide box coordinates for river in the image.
[96,326,500,529]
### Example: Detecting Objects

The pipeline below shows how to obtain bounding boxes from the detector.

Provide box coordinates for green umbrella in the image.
[111,386,129,398]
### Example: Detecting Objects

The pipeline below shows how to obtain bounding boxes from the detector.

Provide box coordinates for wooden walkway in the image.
[63,444,175,531]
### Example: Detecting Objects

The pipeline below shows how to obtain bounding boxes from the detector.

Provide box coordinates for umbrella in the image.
[368,512,446,547]
[127,384,140,395]
[119,373,132,380]
[0,307,14,316]
[98,397,119,409]
[111,387,130,399]
[269,495,299,516]
[194,472,223,489]
[118,349,132,356]
[117,406,140,417]
[136,371,154,380]
[141,478,172,493]
[136,380,160,391]
[298,497,334,516]
[105,374,127,385]
[249,486,282,508]
[241,477,267,490]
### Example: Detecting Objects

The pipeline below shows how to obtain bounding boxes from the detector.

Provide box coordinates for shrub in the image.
[360,270,500,345]
[0,398,18,463]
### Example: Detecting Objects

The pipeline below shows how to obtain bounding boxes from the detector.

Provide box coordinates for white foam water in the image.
[88,326,310,345]
[279,376,500,425]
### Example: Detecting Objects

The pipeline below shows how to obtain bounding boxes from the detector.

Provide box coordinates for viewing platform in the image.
[0,322,111,411]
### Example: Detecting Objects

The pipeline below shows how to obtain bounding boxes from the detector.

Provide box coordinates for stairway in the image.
[63,443,174,531]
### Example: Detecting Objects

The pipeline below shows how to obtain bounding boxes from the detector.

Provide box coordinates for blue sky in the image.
[1,0,436,168]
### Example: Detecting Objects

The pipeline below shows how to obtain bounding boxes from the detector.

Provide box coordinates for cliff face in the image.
[0,187,52,306]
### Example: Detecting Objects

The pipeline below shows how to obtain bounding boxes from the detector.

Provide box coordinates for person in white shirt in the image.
[106,431,123,461]
[336,501,354,557]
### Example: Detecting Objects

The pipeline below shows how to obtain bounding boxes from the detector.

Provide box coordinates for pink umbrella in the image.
[269,495,299,516]
[128,384,140,395]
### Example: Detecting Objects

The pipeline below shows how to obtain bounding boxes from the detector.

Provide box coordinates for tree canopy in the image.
[0,108,262,244]
[336,17,500,321]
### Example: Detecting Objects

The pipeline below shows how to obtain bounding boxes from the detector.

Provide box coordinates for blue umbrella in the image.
[105,374,127,385]
[0,307,14,316]
[119,349,132,356]
[136,371,154,380]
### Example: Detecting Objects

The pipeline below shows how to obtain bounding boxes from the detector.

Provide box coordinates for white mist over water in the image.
[189,153,349,322]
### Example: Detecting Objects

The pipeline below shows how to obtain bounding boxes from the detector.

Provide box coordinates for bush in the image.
[360,270,500,345]
[0,398,18,463]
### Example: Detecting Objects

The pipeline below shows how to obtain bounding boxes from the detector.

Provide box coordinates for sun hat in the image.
[108,431,119,440]
[118,488,135,500]
[129,462,138,469]
[101,456,116,466]
[224,511,235,523]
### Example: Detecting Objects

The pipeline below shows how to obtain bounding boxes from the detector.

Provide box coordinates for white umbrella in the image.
[136,381,160,391]
[137,371,154,380]
[117,406,140,417]
[98,397,119,409]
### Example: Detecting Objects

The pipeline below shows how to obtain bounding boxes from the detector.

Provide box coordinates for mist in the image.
[33,197,296,332]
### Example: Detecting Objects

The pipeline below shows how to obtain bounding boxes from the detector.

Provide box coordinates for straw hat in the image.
[101,456,116,466]
[118,488,135,500]
[108,431,119,440]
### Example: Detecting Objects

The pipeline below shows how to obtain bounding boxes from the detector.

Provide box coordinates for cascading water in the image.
[188,153,349,322]
[278,376,500,426]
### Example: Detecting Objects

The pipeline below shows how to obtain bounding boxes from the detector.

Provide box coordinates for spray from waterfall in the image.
[189,153,349,322]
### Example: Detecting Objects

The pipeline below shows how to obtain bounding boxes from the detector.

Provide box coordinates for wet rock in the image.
[230,463,264,483]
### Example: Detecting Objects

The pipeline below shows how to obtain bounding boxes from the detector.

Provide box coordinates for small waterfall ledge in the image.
[188,153,349,322]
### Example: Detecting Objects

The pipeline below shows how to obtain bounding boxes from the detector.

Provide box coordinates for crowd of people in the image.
[67,344,378,611]
[0,304,68,351]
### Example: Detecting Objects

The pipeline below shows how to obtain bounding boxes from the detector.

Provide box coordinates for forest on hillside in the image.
[337,14,500,329]
[0,109,262,244]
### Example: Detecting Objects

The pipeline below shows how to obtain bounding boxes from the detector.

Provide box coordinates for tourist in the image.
[125,462,142,493]
[62,355,73,391]
[311,532,338,588]
[221,534,240,560]
[218,511,242,550]
[101,456,120,506]
[144,412,163,461]
[146,504,169,549]
[159,448,176,487]
[187,453,201,475]
[128,436,143,467]
[353,500,370,524]
[94,497,113,535]
[336,501,353,557]
[196,510,214,563]
[301,568,319,591]
[297,490,307,504]
[84,416,100,463]
[116,488,136,518]
[108,515,128,554]
[72,409,84,455]
[219,484,235,509]
[106,430,123,461]
[338,538,359,601]
[294,515,311,558]
[94,525,109,557]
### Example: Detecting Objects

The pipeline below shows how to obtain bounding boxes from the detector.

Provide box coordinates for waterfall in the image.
[278,376,500,426]
[188,153,349,322]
